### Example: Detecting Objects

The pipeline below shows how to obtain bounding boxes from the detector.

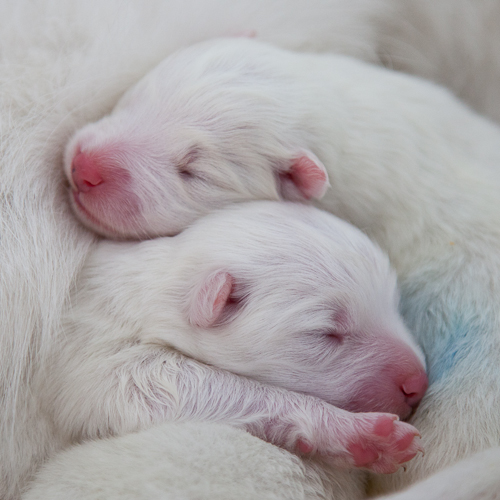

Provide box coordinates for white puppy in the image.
[64,38,500,240]
[64,38,500,494]
[41,202,425,475]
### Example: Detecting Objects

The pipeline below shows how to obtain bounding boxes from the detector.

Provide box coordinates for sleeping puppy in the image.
[42,202,426,474]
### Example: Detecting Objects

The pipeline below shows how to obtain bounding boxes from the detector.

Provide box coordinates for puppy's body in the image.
[382,446,500,500]
[22,422,362,500]
[67,38,500,494]
[23,434,500,500]
[66,38,500,240]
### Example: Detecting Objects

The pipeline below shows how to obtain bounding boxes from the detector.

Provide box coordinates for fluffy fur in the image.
[64,37,500,495]
[22,422,364,500]
[0,2,387,497]
[23,435,500,500]
[381,446,500,500]
[4,1,500,498]
[38,202,425,476]
[64,36,500,239]
[376,0,500,125]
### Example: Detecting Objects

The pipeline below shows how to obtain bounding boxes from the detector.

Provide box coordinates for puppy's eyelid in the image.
[324,329,344,343]
[177,164,195,179]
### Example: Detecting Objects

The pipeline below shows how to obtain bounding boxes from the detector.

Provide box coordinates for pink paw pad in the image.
[345,414,422,474]
[373,415,397,437]
[348,443,380,467]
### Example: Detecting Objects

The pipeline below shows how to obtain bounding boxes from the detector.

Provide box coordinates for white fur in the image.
[379,447,500,500]
[23,440,500,500]
[38,202,424,477]
[377,0,500,125]
[64,37,500,496]
[4,1,500,498]
[0,2,387,497]
[22,422,364,500]
[64,35,500,238]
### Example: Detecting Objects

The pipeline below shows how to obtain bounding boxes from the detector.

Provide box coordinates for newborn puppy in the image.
[63,38,500,241]
[43,202,426,474]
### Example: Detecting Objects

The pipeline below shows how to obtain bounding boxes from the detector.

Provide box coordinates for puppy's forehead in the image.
[142,39,282,102]
[186,203,390,284]
[195,203,364,247]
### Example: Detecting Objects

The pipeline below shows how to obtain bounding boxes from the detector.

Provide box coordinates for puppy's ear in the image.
[278,149,330,200]
[188,270,234,328]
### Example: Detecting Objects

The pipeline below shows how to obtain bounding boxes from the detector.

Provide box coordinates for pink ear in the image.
[189,270,233,328]
[289,150,330,200]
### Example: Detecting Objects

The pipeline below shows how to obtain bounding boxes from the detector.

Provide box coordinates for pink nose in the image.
[71,152,104,193]
[401,371,428,408]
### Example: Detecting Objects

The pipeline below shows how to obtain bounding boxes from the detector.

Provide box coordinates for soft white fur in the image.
[22,422,363,500]
[23,435,500,500]
[1,2,388,497]
[376,0,500,125]
[4,1,500,498]
[64,35,500,238]
[63,37,500,496]
[380,446,500,500]
[37,202,424,477]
